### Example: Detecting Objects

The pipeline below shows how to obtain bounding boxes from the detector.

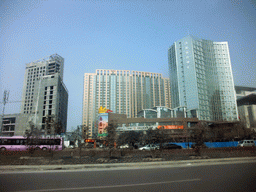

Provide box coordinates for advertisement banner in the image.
[157,125,184,129]
[98,113,108,136]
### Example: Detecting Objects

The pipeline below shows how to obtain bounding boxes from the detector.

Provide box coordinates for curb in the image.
[1,157,256,173]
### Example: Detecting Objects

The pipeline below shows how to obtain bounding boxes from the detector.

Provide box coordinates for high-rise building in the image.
[21,54,68,134]
[168,35,238,122]
[82,69,171,138]
[235,86,256,129]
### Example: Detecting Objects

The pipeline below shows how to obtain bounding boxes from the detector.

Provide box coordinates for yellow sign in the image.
[98,106,107,113]
[98,106,113,113]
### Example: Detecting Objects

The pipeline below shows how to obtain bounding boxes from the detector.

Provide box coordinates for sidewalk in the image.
[1,157,256,173]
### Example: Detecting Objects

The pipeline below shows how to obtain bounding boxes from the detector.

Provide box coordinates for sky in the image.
[0,0,256,131]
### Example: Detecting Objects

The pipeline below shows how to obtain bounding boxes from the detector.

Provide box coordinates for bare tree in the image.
[117,131,141,148]
[145,127,166,145]
[191,122,207,155]
[24,121,41,154]
[78,125,89,158]
[105,123,117,157]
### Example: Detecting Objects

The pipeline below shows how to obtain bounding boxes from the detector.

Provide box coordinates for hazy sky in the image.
[1,0,256,131]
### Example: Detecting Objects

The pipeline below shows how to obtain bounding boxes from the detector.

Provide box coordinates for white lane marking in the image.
[16,178,201,192]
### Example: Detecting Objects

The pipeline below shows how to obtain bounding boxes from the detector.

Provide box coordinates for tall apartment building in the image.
[82,69,171,138]
[20,54,68,134]
[168,35,238,122]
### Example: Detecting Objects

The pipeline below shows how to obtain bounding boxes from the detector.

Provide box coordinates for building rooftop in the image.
[237,93,256,106]
[235,86,256,92]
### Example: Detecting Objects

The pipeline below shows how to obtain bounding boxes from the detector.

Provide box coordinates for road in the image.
[1,162,256,192]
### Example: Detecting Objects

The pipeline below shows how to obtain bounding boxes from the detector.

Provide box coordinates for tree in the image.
[191,122,208,155]
[44,115,63,135]
[81,124,89,140]
[117,131,142,148]
[105,123,117,157]
[105,123,117,148]
[145,127,166,145]
[24,121,41,153]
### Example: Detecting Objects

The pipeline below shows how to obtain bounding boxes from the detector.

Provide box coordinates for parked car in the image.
[119,144,130,149]
[138,144,159,151]
[237,140,255,147]
[160,143,182,150]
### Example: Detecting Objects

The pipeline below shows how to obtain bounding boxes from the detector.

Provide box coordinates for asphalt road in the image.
[1,162,256,192]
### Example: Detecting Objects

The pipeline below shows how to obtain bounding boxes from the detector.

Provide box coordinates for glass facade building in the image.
[82,69,171,138]
[168,36,238,121]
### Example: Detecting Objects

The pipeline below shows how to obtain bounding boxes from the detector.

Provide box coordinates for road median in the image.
[1,157,256,173]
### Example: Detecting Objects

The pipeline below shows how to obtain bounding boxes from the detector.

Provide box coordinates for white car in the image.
[237,140,255,147]
[138,144,159,151]
[119,144,130,149]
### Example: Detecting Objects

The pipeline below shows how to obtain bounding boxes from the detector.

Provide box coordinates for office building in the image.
[82,69,171,138]
[20,54,68,135]
[235,86,256,130]
[168,36,238,121]
[1,113,31,136]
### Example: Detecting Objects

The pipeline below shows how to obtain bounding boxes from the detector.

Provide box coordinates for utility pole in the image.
[1,90,9,134]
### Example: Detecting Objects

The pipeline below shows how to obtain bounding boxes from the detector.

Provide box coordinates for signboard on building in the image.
[157,125,184,129]
[98,106,113,113]
[98,106,113,137]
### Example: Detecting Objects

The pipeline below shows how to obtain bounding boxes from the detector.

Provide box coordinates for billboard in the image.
[157,125,184,129]
[98,106,113,137]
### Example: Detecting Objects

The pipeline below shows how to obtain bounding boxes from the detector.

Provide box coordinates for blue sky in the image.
[1,0,256,131]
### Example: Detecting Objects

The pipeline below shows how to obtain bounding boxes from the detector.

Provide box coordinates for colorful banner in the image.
[157,125,184,129]
[98,113,109,136]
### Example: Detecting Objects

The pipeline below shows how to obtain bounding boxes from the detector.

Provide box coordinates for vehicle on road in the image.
[138,144,159,151]
[237,140,255,147]
[159,143,182,149]
[119,144,130,149]
[0,136,63,151]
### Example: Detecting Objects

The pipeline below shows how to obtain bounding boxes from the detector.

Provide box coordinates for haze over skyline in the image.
[1,0,255,131]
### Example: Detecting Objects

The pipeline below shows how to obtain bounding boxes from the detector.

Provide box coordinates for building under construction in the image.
[19,54,68,135]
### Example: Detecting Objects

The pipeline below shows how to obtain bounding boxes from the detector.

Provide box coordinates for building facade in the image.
[82,69,171,138]
[235,86,256,130]
[20,54,68,135]
[108,113,199,141]
[168,35,238,122]
[1,113,31,136]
